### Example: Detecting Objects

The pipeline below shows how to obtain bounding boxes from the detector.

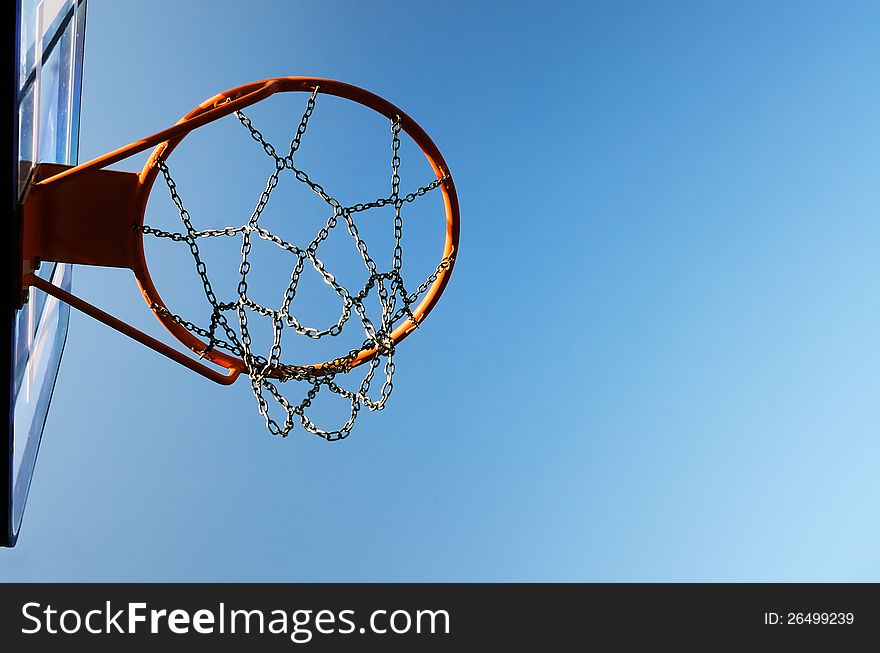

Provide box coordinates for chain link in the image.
[142,90,448,439]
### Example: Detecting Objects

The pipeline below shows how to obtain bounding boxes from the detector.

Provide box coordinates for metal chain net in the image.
[139,88,451,439]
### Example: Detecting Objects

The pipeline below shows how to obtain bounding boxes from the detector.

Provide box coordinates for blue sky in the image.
[3,0,880,580]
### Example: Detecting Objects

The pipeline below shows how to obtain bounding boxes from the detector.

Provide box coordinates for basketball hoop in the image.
[21,77,460,438]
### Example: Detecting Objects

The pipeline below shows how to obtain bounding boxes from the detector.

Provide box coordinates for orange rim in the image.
[132,78,459,379]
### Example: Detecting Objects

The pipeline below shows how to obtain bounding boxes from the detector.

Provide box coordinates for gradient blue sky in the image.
[3,0,880,581]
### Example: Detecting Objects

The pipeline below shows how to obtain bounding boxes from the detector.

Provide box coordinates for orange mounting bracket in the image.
[24,273,240,385]
[19,77,460,384]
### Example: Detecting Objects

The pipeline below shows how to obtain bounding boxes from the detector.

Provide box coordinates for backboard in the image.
[3,0,87,547]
